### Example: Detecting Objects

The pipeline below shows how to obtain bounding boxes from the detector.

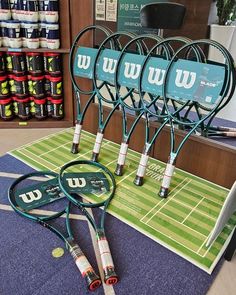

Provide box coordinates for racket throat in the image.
[96,230,118,285]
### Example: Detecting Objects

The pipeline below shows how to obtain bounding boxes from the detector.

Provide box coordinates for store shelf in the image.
[0,0,74,129]
[0,47,70,53]
[0,118,73,129]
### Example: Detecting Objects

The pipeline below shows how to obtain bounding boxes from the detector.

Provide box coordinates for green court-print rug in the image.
[9,128,236,274]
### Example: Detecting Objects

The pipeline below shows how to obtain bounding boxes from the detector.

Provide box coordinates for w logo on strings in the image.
[175,70,196,89]
[66,178,86,188]
[77,55,91,70]
[124,62,141,80]
[103,58,117,74]
[19,190,42,204]
[148,67,166,85]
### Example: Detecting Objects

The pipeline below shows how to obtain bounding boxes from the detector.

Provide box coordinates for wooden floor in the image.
[0,128,236,295]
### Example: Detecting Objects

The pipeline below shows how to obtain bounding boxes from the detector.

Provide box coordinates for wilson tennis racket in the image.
[58,160,118,285]
[8,171,102,292]
[90,31,145,162]
[201,125,236,137]
[70,25,113,154]
[133,37,199,186]
[113,34,167,176]
[158,39,236,197]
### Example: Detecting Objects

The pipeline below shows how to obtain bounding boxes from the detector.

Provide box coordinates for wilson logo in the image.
[124,62,141,80]
[19,190,42,204]
[103,57,117,74]
[175,70,196,89]
[148,67,166,85]
[66,178,86,188]
[77,55,91,70]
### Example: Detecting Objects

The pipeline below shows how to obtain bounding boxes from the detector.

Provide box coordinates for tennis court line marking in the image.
[157,209,208,238]
[10,128,74,152]
[18,148,59,169]
[144,178,190,224]
[181,197,204,224]
[173,198,215,221]
[39,131,96,157]
[143,219,207,256]
[10,127,229,193]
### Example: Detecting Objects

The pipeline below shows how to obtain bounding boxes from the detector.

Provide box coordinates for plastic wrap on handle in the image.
[69,241,101,291]
[97,231,118,285]
[71,124,82,154]
[133,153,149,186]
[91,132,103,162]
[159,159,175,198]
[115,142,129,176]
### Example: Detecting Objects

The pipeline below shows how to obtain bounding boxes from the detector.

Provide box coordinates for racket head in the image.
[8,171,66,221]
[138,37,197,120]
[58,160,116,209]
[69,25,112,95]
[114,34,166,113]
[93,31,139,105]
[161,39,235,128]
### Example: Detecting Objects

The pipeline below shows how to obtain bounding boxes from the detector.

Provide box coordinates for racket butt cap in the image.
[133,175,143,186]
[85,272,102,291]
[114,164,124,176]
[104,268,119,285]
[71,143,79,154]
[91,152,99,162]
[158,187,169,198]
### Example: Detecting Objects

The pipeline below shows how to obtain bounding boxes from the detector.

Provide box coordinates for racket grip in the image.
[69,240,102,291]
[91,132,104,162]
[159,159,175,198]
[133,153,149,186]
[115,142,129,176]
[71,124,82,154]
[97,230,118,285]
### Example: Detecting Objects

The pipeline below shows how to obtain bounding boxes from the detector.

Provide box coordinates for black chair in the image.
[140,2,186,35]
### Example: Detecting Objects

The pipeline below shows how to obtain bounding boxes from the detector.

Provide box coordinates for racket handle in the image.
[97,230,118,285]
[69,241,102,291]
[159,160,175,198]
[115,142,129,176]
[91,132,104,162]
[133,153,149,186]
[71,124,82,154]
[223,131,236,137]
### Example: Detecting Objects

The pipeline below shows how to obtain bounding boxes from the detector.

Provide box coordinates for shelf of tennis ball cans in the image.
[0,50,64,122]
[0,0,60,50]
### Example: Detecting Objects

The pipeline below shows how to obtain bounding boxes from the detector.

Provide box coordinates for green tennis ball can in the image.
[0,98,14,120]
[0,76,10,97]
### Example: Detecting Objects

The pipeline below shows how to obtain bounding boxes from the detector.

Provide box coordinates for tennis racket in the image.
[203,125,236,137]
[133,37,201,186]
[91,31,146,162]
[113,33,167,176]
[8,171,102,292]
[58,159,118,285]
[158,39,236,197]
[70,25,113,154]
